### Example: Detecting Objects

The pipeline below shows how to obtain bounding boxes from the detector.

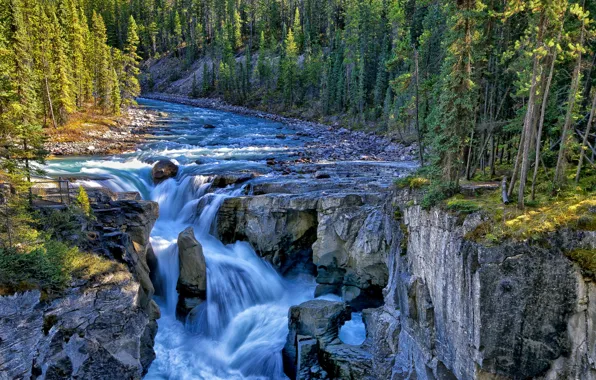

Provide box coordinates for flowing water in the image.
[43,98,367,379]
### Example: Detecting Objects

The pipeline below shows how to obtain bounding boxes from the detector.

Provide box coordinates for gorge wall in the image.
[216,180,596,380]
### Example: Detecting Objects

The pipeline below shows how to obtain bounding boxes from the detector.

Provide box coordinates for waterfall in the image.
[41,99,334,380]
[79,164,311,379]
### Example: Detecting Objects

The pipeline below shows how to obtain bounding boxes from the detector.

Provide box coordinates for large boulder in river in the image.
[176,227,207,317]
[152,160,178,184]
[283,300,350,379]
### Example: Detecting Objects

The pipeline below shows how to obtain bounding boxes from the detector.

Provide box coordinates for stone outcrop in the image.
[217,194,319,274]
[217,191,392,308]
[0,193,160,380]
[283,300,375,380]
[273,183,596,380]
[364,201,596,380]
[0,272,158,380]
[176,227,207,317]
[92,198,160,312]
[216,164,401,310]
[312,193,391,310]
[152,159,178,184]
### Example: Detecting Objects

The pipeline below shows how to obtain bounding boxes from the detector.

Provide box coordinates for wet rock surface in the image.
[283,299,376,380]
[217,161,414,309]
[176,227,207,317]
[152,160,179,184]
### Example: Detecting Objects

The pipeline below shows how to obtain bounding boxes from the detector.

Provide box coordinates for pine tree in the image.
[281,28,298,105]
[49,9,76,124]
[110,65,121,115]
[120,15,141,107]
[190,72,200,98]
[428,0,484,185]
[91,12,111,112]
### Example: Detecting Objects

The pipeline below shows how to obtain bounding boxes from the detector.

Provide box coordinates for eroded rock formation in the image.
[176,227,207,317]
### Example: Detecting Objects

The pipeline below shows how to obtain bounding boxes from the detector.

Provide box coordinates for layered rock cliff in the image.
[367,204,596,380]
[0,192,160,380]
[217,172,596,380]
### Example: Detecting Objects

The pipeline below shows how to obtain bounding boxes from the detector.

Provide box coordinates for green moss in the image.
[565,249,596,280]
[446,199,481,214]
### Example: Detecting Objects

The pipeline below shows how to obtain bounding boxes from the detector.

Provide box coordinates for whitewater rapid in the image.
[43,98,366,379]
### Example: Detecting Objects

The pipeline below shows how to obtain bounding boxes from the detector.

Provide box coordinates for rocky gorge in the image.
[3,98,595,380]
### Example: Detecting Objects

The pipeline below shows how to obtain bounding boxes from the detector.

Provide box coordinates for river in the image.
[43,98,366,379]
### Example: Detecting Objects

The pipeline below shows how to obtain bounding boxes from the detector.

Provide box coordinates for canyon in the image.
[1,98,595,380]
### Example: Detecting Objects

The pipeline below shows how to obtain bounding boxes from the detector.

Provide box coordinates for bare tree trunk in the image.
[531,31,560,200]
[575,89,596,184]
[554,17,585,187]
[414,49,424,167]
[508,129,525,198]
[517,15,545,208]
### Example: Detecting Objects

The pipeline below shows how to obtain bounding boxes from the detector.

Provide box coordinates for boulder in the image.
[152,160,178,184]
[176,227,207,317]
[283,300,350,379]
[203,124,216,129]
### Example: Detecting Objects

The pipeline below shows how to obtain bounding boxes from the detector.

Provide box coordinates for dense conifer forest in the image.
[95,0,596,206]
[0,0,595,280]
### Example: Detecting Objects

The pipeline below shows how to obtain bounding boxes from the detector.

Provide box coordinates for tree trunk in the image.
[517,14,545,208]
[575,89,596,184]
[531,32,559,200]
[554,17,585,187]
[414,49,424,167]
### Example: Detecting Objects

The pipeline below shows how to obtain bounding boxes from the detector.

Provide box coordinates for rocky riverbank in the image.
[44,107,162,156]
[143,93,418,163]
[213,163,596,380]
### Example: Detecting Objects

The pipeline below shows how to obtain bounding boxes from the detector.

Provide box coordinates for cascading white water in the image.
[78,164,316,380]
[42,98,371,379]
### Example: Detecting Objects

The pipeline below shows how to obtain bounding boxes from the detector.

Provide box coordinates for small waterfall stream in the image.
[43,98,367,379]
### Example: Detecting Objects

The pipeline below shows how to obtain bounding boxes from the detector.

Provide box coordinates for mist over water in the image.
[43,99,366,379]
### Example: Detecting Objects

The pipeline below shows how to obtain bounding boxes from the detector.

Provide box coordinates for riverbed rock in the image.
[283,300,350,379]
[176,227,207,317]
[152,160,179,184]
[203,123,216,129]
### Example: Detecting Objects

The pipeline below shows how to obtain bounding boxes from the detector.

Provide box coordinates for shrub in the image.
[395,175,430,190]
[421,181,459,209]
[0,240,122,295]
[76,186,91,216]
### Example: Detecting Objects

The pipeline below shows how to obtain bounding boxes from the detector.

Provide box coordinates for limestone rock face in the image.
[217,190,393,309]
[176,227,207,317]
[0,272,157,380]
[371,201,596,380]
[217,194,319,274]
[152,160,178,184]
[312,193,391,310]
[93,199,159,310]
